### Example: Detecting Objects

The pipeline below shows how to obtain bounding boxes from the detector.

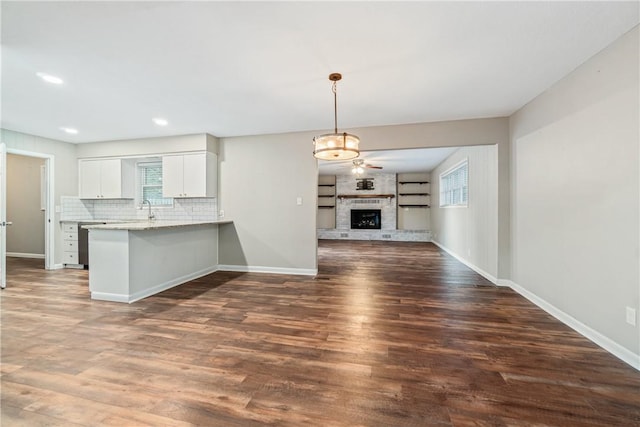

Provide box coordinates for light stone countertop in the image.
[81,219,232,231]
[60,219,137,224]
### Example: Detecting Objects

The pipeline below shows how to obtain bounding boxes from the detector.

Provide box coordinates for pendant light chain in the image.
[332,80,338,134]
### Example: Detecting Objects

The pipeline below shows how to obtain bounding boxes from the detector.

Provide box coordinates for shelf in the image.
[318,195,335,198]
[318,206,335,209]
[318,184,335,187]
[398,193,430,196]
[337,194,395,200]
[398,181,429,184]
[399,204,430,208]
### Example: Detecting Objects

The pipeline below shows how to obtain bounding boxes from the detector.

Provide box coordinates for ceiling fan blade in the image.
[365,164,383,169]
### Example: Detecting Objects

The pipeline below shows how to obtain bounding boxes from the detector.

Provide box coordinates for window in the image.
[137,161,173,206]
[439,159,468,207]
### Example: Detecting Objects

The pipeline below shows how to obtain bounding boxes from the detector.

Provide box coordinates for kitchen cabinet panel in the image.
[79,160,102,198]
[100,159,125,198]
[161,154,184,198]
[79,159,134,199]
[182,153,207,196]
[162,152,216,198]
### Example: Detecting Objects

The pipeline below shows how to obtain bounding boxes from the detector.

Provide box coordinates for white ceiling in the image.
[2,1,638,148]
[318,147,459,175]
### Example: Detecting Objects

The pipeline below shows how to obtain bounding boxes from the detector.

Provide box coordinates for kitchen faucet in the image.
[141,199,155,221]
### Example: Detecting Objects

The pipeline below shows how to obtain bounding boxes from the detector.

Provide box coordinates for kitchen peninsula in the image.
[84,219,231,303]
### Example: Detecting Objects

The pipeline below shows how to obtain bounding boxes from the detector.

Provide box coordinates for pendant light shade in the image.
[313,73,360,160]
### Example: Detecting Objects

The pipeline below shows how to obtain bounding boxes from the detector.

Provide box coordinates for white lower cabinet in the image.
[62,223,79,265]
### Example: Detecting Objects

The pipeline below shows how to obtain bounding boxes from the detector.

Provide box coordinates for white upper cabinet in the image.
[161,155,184,197]
[162,152,217,198]
[79,159,135,199]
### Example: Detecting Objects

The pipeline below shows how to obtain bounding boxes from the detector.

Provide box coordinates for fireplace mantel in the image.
[337,194,395,200]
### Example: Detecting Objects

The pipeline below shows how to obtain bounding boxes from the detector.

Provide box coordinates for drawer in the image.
[64,240,78,251]
[63,251,78,264]
[64,232,78,241]
[63,223,77,233]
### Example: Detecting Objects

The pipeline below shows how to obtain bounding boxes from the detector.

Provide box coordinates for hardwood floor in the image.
[2,242,639,426]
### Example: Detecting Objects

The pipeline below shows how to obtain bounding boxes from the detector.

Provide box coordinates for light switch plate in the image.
[626,307,637,326]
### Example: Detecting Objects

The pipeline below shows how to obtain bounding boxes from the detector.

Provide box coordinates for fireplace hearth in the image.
[351,209,381,230]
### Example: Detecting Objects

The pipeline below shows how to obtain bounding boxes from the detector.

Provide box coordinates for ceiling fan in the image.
[351,159,383,175]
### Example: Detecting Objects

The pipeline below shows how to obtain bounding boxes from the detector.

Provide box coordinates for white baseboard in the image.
[508,281,640,371]
[7,252,45,259]
[429,240,640,371]
[51,263,65,270]
[496,279,514,287]
[431,240,498,284]
[218,264,318,276]
[91,265,220,304]
[91,292,130,303]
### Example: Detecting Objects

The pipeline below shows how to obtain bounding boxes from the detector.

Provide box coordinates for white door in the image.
[0,143,7,288]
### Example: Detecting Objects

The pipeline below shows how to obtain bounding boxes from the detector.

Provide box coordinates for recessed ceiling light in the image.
[37,72,64,85]
[59,127,78,135]
[152,118,168,126]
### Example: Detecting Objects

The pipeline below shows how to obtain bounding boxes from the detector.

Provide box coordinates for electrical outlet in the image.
[626,307,637,326]
[296,197,303,206]
[219,210,225,218]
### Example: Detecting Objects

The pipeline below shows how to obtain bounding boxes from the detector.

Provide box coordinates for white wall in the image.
[1,129,78,267]
[218,132,319,274]
[6,154,45,256]
[76,133,216,158]
[352,117,508,151]
[431,145,499,280]
[510,26,639,361]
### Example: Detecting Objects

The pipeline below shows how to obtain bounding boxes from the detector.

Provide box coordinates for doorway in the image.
[7,154,46,258]
[1,147,55,287]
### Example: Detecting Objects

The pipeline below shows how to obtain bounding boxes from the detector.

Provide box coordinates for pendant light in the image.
[313,73,360,160]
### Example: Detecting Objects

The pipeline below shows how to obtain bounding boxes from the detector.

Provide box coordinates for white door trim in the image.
[0,143,6,287]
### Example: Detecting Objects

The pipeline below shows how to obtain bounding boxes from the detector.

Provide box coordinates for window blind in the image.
[439,160,468,207]
[138,162,173,206]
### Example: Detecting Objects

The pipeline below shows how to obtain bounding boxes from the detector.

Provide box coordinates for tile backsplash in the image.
[60,196,218,222]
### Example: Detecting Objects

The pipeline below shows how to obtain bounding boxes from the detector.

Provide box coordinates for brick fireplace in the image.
[317,172,431,242]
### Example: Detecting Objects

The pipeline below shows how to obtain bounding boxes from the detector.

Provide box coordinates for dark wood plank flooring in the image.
[2,241,639,426]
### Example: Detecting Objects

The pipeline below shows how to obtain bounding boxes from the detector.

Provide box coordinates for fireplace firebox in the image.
[351,209,381,230]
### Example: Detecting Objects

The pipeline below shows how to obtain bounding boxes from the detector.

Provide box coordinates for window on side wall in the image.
[137,160,173,207]
[439,159,468,207]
